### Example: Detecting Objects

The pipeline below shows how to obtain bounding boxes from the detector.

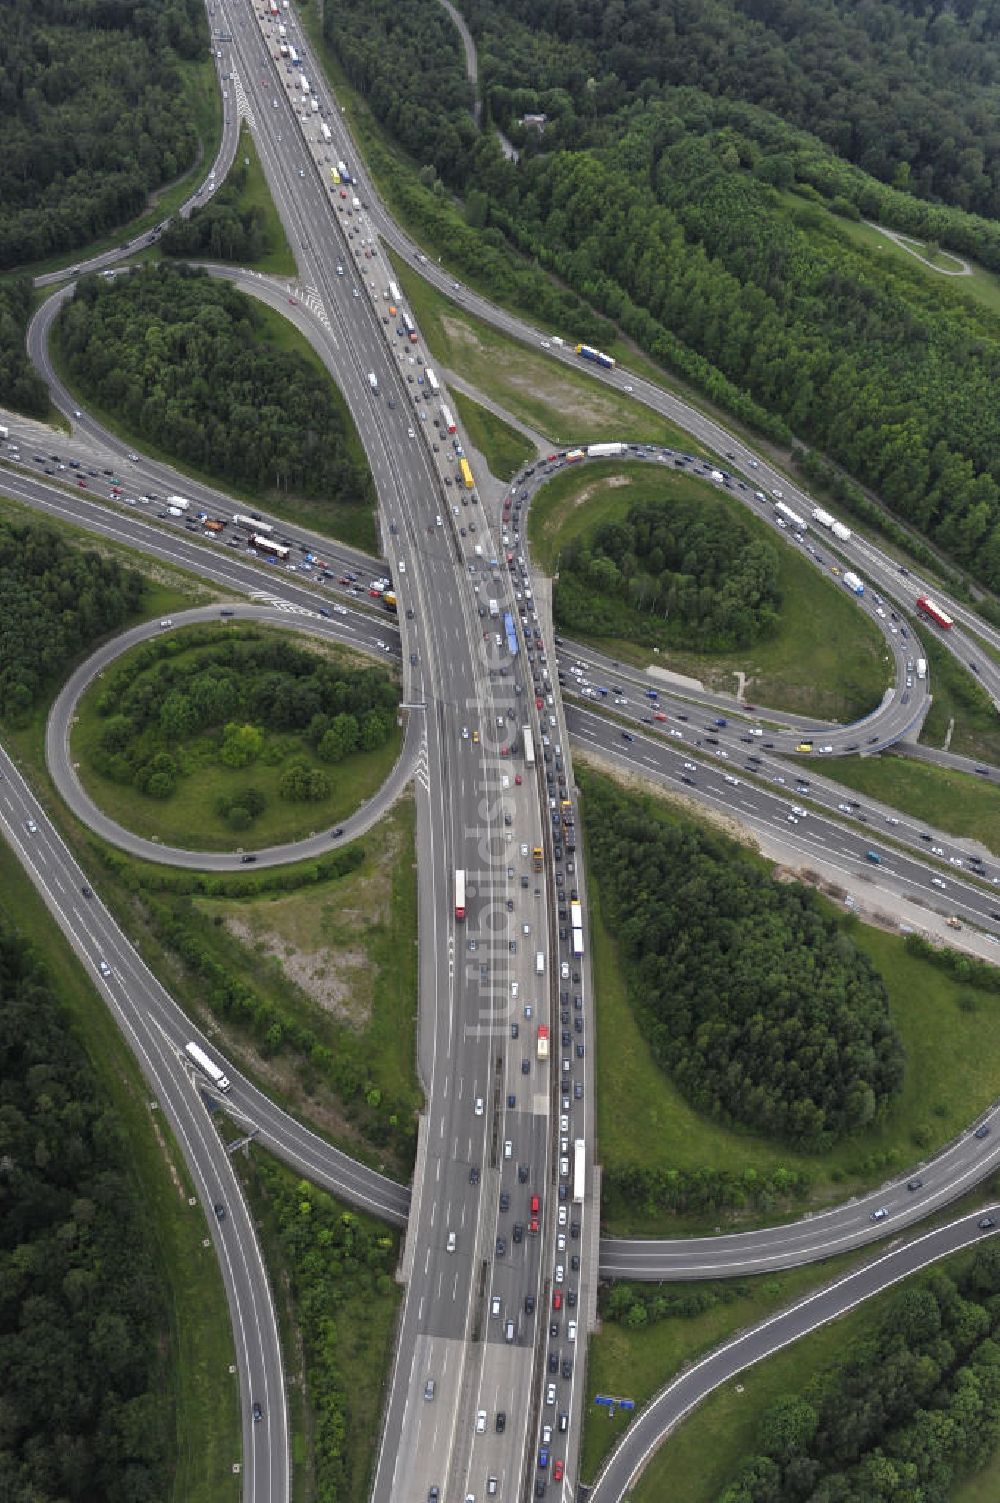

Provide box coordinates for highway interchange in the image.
[3,1,1000,1500]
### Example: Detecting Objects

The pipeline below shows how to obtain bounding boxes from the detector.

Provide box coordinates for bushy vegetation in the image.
[0,923,170,1499]
[716,1246,1000,1502]
[603,1164,812,1223]
[584,777,904,1150]
[327,0,1000,590]
[252,1161,400,1503]
[0,518,144,723]
[162,148,276,264]
[555,495,781,651]
[56,265,374,513]
[90,628,397,818]
[0,0,205,270]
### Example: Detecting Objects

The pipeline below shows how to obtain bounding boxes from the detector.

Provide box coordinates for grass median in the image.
[450,388,536,480]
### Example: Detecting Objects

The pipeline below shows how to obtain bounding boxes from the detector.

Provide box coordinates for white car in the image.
[407,428,415,439]
[568,1319,577,1341]
[723,774,740,786]
[560,961,570,980]
[554,1264,564,1284]
[98,960,111,976]
[25,818,37,834]
[558,1205,567,1226]
[462,726,469,739]
[476,1411,487,1434]
[474,1097,484,1117]
[931,877,947,889]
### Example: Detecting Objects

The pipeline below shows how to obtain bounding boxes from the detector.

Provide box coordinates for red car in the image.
[76,477,87,487]
[515,774,523,786]
[552,1290,562,1310]
[529,1217,539,1236]
[653,711,667,722]
[531,1195,540,1214]
[554,1461,564,1482]
[535,696,544,710]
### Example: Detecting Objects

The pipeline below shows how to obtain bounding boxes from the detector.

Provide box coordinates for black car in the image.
[907,1178,923,1191]
[496,1412,506,1433]
[976,1124,991,1140]
[331,827,344,838]
[81,885,93,898]
[496,1237,506,1256]
[469,1166,480,1185]
[980,1217,997,1231]
[524,1295,535,1315]
[214,1203,226,1221]
[252,1402,263,1422]
[240,854,257,864]
[548,1352,558,1374]
[499,1191,510,1212]
[621,730,634,742]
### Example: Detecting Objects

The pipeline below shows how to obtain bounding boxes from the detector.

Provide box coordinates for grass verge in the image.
[450,387,536,479]
[918,622,1000,765]
[584,766,1000,1235]
[210,121,297,276]
[70,627,402,851]
[531,462,890,720]
[0,834,238,1502]
[46,286,378,553]
[389,250,704,450]
[814,751,1000,857]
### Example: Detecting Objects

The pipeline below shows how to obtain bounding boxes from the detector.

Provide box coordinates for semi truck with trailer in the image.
[917,596,954,629]
[185,1041,231,1092]
[587,442,625,458]
[842,571,865,595]
[574,343,615,369]
[441,405,457,434]
[536,1025,550,1061]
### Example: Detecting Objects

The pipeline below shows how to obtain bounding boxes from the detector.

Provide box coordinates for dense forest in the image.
[716,1246,1000,1501]
[326,0,1000,591]
[92,628,398,811]
[583,776,903,1150]
[0,281,49,419]
[0,0,205,270]
[555,490,781,650]
[0,518,144,724]
[0,924,170,1499]
[57,265,374,514]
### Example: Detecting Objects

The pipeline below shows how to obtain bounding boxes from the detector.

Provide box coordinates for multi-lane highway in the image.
[5,0,1000,1498]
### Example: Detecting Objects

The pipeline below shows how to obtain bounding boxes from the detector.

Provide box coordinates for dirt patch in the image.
[224,912,372,1025]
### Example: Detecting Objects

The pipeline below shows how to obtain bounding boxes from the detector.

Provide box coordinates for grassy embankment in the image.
[450,387,535,480]
[530,461,891,721]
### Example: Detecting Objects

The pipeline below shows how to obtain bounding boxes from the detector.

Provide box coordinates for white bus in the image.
[233,514,271,533]
[573,1138,586,1203]
[455,868,466,921]
[185,1041,231,1092]
[251,534,290,559]
[388,280,401,304]
[522,726,535,768]
[426,368,441,395]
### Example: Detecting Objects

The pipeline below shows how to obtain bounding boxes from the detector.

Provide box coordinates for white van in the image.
[535,951,545,976]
